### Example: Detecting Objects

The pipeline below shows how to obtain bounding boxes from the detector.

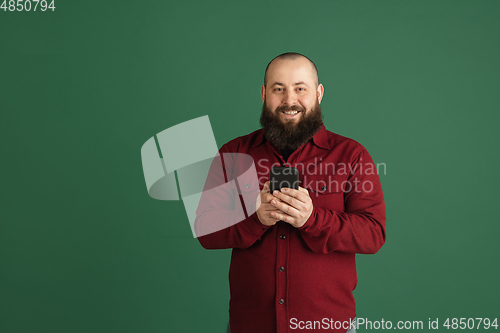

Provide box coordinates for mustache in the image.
[274,105,306,113]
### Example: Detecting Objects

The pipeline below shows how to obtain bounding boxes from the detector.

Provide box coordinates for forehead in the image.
[267,58,316,86]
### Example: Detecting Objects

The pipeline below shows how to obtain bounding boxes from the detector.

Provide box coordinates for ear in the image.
[261,85,266,104]
[316,84,324,104]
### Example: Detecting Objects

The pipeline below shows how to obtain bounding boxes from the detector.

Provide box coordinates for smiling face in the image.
[261,57,324,125]
[259,56,325,150]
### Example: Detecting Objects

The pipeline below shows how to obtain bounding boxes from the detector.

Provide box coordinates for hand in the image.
[256,181,285,226]
[269,186,313,228]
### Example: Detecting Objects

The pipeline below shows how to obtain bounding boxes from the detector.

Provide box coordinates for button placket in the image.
[275,222,289,332]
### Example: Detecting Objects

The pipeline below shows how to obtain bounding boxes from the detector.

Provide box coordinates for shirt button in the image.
[279,266,285,272]
[321,186,327,191]
[279,299,285,305]
[246,183,251,189]
[280,234,286,240]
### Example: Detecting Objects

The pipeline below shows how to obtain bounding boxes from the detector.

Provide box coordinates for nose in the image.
[282,90,298,107]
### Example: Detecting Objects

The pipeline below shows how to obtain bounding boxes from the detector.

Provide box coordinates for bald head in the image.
[264,52,319,87]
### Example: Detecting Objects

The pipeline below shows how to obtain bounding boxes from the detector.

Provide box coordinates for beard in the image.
[259,98,324,150]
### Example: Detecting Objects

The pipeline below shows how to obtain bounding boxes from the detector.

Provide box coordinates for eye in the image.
[296,87,305,92]
[274,87,284,92]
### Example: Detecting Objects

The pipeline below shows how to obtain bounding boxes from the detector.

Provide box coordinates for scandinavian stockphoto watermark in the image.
[141,116,387,238]
[257,157,387,179]
[256,157,386,194]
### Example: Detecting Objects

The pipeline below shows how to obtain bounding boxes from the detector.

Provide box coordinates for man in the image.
[195,53,386,333]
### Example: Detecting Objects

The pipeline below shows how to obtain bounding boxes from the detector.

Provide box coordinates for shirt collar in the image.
[311,124,330,150]
[251,129,266,147]
[251,124,330,150]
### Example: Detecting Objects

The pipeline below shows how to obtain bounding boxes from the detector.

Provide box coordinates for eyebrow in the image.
[271,81,308,87]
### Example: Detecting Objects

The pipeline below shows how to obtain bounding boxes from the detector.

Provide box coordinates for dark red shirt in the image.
[196,124,386,333]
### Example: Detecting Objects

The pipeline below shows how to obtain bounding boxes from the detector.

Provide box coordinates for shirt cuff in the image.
[241,211,271,235]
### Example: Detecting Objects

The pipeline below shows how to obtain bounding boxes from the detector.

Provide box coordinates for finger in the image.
[262,193,283,203]
[270,198,300,217]
[260,202,283,212]
[270,211,294,224]
[265,208,281,222]
[298,186,311,196]
[262,182,270,193]
[268,217,280,224]
[272,190,303,210]
[277,188,310,204]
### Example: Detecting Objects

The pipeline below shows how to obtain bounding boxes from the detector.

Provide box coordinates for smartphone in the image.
[270,166,300,193]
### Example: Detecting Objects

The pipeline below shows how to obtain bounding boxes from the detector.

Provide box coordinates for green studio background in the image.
[1,1,499,332]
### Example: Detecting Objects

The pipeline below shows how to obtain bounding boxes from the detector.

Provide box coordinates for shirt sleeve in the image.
[194,144,269,250]
[297,147,386,254]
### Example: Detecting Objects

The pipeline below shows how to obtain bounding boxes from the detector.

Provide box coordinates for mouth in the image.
[281,110,301,118]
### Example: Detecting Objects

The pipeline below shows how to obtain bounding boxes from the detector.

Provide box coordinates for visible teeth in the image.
[283,111,298,115]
